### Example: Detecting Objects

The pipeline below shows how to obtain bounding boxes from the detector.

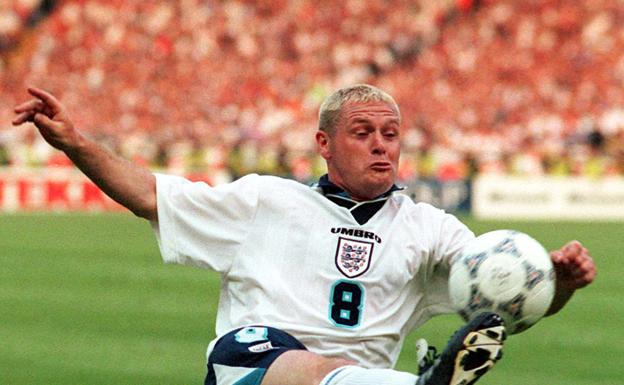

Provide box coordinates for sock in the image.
[320,365,417,385]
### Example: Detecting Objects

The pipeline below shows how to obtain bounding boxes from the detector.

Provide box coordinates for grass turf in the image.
[0,213,621,384]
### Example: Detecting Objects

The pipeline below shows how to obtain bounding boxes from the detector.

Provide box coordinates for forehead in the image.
[340,101,400,124]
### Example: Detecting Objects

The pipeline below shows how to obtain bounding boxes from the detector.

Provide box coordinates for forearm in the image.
[65,133,157,220]
[545,286,574,316]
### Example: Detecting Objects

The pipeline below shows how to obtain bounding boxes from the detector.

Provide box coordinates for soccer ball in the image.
[449,230,556,334]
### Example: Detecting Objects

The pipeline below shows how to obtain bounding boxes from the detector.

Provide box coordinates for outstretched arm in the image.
[12,87,157,220]
[546,240,596,316]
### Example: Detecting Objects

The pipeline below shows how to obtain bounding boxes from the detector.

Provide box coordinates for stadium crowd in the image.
[1,0,624,183]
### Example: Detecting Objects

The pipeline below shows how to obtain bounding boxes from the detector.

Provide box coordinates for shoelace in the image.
[418,345,440,375]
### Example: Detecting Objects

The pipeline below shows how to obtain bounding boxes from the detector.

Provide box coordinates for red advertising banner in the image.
[0,167,215,212]
[0,167,123,212]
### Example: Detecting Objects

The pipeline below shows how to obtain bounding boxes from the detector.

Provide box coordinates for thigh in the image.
[261,349,355,385]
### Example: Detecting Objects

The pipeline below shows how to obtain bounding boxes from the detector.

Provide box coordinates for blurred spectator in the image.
[1,0,624,183]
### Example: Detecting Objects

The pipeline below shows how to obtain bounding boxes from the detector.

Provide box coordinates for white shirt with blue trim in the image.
[151,173,474,368]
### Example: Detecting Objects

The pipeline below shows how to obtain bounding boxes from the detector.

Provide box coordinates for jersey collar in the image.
[316,174,403,199]
[312,174,403,225]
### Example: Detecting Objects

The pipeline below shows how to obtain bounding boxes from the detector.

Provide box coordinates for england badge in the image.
[335,237,374,278]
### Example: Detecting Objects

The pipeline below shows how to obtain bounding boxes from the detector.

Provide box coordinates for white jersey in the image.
[151,173,474,368]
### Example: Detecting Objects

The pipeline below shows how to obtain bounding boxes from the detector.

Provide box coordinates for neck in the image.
[322,174,392,202]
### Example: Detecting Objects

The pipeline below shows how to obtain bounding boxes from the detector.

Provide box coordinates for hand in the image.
[12,87,80,152]
[550,240,596,292]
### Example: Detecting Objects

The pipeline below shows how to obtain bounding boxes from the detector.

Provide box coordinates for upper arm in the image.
[151,174,260,272]
[434,211,475,268]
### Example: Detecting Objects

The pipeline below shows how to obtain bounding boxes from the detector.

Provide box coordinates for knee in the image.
[312,358,356,385]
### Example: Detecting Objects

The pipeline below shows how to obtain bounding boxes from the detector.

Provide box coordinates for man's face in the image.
[316,101,401,201]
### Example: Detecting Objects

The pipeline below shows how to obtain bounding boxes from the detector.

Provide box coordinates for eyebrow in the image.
[350,117,400,125]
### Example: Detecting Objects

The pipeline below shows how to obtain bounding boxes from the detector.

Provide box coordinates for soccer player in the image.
[12,85,596,385]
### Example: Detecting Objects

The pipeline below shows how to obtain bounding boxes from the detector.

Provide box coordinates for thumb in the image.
[33,112,56,130]
[32,112,64,149]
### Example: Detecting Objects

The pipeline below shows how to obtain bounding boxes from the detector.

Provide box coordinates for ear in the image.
[316,130,331,160]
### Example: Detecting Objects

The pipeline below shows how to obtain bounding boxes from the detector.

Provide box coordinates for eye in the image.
[352,127,370,137]
[383,130,398,139]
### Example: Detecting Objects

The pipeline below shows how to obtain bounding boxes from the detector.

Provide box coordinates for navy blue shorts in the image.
[204,326,307,385]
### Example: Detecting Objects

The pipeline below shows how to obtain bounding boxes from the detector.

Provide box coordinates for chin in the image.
[371,173,394,186]
[365,178,394,196]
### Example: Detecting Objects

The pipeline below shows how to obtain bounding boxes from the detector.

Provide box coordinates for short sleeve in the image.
[423,210,475,316]
[150,173,260,273]
[435,213,475,268]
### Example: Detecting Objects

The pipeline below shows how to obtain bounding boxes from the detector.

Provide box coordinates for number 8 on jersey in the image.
[329,280,365,328]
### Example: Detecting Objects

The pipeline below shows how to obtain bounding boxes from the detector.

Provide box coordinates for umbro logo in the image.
[248,341,275,353]
[331,227,381,243]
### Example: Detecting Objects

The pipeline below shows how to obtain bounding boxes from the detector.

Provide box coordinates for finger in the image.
[572,271,595,288]
[571,250,593,267]
[12,111,36,125]
[560,253,591,271]
[550,250,568,265]
[572,259,596,276]
[27,87,62,114]
[565,270,595,291]
[571,272,592,284]
[568,240,582,247]
[563,240,583,255]
[560,271,594,290]
[14,99,44,113]
[584,265,597,283]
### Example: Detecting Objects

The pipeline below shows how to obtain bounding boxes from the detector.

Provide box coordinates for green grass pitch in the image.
[1,213,621,384]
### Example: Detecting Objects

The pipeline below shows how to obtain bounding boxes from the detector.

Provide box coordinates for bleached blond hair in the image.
[318,84,401,134]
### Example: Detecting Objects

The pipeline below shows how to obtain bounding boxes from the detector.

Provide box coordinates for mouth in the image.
[370,162,393,172]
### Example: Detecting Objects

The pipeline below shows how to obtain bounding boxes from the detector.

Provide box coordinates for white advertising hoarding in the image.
[473,175,624,220]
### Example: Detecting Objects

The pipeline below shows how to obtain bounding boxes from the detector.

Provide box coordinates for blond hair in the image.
[318,84,400,134]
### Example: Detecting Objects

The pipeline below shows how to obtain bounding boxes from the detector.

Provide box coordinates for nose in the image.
[370,131,386,155]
